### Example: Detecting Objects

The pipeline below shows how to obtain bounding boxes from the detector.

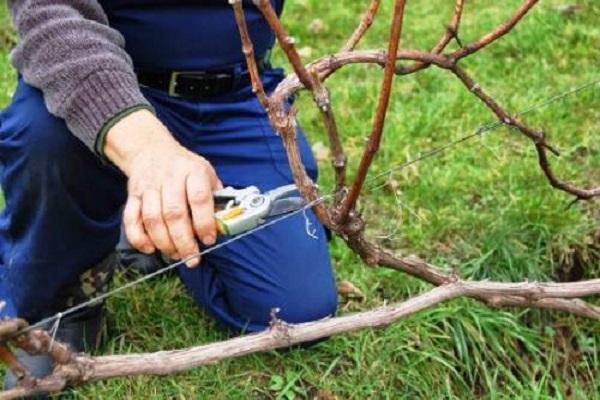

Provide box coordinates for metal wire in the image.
[365,76,600,187]
[7,76,599,340]
[10,196,329,339]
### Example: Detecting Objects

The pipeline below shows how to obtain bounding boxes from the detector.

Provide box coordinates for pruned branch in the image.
[339,0,408,222]
[3,277,599,398]
[341,0,382,52]
[1,1,599,397]
[231,0,270,109]
[253,0,348,201]
[450,66,600,199]
[451,0,539,61]
[253,0,315,91]
[310,69,347,194]
[396,0,465,75]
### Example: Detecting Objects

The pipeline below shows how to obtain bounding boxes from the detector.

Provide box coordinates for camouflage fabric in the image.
[56,252,116,309]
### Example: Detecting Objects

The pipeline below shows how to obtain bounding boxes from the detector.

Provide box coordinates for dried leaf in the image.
[309,19,325,34]
[337,280,365,300]
[385,178,400,193]
[314,390,338,400]
[554,4,585,15]
[298,46,313,58]
[312,141,330,162]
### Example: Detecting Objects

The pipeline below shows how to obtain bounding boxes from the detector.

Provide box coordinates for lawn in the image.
[1,1,600,399]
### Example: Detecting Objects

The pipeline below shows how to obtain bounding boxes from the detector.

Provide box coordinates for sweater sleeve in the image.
[7,0,153,151]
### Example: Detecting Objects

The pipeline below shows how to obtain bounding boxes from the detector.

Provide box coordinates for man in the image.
[1,0,337,388]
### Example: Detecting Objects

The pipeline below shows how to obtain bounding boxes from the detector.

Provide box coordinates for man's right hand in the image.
[104,109,223,267]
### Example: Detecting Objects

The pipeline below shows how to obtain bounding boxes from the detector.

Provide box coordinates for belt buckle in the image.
[168,71,184,97]
[169,70,205,97]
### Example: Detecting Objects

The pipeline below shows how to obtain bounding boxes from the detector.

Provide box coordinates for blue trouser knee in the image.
[0,69,337,331]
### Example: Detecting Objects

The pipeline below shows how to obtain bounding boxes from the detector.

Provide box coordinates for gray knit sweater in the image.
[7,0,151,152]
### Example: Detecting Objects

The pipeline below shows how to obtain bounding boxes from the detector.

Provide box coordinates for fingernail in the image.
[142,246,155,254]
[202,235,216,246]
[186,257,200,268]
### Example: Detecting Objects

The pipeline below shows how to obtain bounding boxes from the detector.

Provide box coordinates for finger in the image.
[141,188,178,258]
[203,162,223,190]
[186,172,218,246]
[123,195,155,254]
[162,175,200,267]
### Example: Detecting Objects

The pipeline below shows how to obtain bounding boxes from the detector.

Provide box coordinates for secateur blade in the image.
[263,184,307,217]
[267,196,306,217]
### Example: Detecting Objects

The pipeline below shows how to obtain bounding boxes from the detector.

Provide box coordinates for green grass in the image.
[1,1,600,398]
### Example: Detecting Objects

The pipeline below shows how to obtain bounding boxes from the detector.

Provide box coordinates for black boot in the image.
[3,253,115,398]
[116,226,167,275]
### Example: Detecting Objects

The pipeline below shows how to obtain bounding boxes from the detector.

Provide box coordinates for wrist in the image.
[95,105,154,161]
[104,109,178,175]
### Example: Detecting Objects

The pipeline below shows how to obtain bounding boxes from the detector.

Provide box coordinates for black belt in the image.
[137,58,268,99]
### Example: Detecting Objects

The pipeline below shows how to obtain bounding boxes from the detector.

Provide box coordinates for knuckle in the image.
[189,188,211,205]
[194,163,209,176]
[159,243,177,256]
[167,231,194,250]
[172,231,194,247]
[180,243,198,257]
[197,159,214,173]
[142,213,161,227]
[163,206,186,222]
[195,219,216,236]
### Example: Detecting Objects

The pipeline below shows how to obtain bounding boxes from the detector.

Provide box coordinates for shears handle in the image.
[215,206,244,235]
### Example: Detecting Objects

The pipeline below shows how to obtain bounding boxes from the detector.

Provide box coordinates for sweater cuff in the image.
[63,69,154,152]
[94,104,154,161]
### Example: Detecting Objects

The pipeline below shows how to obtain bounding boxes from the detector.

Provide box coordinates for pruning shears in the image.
[214,184,306,236]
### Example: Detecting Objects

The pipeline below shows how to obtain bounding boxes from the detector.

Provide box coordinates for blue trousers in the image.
[0,68,337,332]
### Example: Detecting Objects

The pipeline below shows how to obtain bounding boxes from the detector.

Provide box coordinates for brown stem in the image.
[253,0,314,91]
[397,0,465,75]
[270,49,449,104]
[14,330,73,365]
[3,278,599,398]
[0,319,27,341]
[231,0,269,109]
[535,144,600,200]
[339,0,408,222]
[430,0,466,54]
[269,103,333,227]
[451,66,599,200]
[451,66,560,155]
[310,70,347,196]
[252,0,347,200]
[451,0,539,61]
[267,48,600,204]
[341,0,382,52]
[3,2,598,398]
[0,346,33,387]
[344,232,600,319]
[485,297,600,319]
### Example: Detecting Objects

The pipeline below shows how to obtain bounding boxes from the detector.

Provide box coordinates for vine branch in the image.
[1,0,598,397]
[338,0,408,222]
[2,278,599,398]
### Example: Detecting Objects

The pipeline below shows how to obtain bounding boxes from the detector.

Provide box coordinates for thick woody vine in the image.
[0,0,599,398]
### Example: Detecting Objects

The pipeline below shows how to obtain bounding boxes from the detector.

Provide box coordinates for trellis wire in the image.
[10,196,329,338]
[7,76,599,340]
[366,76,600,188]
